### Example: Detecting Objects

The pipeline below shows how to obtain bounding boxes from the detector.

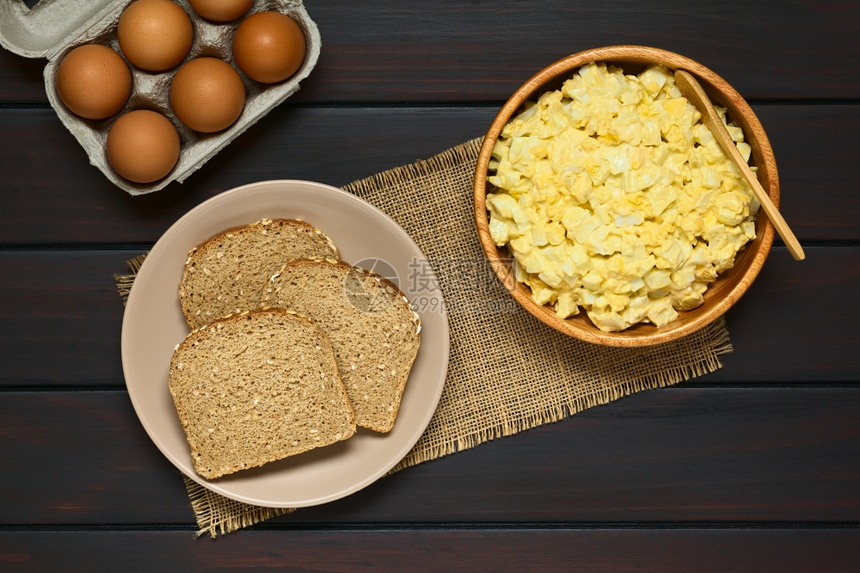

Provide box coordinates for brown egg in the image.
[232,11,306,84]
[170,57,245,133]
[188,0,253,22]
[117,0,193,72]
[56,44,132,120]
[106,110,181,183]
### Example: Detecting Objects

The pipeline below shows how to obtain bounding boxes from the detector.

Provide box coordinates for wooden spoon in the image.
[674,69,805,261]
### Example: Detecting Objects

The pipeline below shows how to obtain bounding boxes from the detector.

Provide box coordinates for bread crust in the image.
[262,257,421,433]
[178,218,339,330]
[169,307,356,479]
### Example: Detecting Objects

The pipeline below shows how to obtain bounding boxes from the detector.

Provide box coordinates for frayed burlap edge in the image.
[389,318,732,473]
[114,254,148,306]
[345,137,484,201]
[183,476,294,538]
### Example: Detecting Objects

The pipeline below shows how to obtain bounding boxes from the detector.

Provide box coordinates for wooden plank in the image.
[0,105,857,245]
[0,251,129,386]
[0,49,45,104]
[1,246,856,388]
[0,392,191,525]
[1,529,859,572]
[2,1,859,103]
[701,244,860,382]
[2,388,859,525]
[760,105,860,241]
[0,107,496,245]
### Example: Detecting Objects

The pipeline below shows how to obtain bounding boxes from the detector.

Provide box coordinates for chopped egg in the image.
[487,62,760,332]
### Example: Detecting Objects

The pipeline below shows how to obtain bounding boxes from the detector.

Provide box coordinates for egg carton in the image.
[0,0,320,195]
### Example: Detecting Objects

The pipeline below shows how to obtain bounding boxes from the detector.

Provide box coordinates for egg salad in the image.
[486,62,760,332]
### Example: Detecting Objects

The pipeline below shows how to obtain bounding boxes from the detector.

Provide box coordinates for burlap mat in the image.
[115,137,732,537]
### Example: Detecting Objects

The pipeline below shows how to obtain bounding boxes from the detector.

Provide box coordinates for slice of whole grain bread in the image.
[179,218,339,330]
[260,257,421,433]
[168,307,356,480]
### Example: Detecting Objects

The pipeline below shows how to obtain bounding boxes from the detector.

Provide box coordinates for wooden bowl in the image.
[473,45,777,347]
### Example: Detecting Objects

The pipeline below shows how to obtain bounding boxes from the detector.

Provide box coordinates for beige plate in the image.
[121,180,449,508]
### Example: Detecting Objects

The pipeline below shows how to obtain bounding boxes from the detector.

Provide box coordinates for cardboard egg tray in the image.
[0,0,321,195]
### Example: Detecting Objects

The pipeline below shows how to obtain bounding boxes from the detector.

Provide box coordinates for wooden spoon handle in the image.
[674,70,805,261]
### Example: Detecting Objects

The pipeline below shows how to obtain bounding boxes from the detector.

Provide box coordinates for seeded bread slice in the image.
[260,258,421,433]
[179,219,339,330]
[168,307,356,480]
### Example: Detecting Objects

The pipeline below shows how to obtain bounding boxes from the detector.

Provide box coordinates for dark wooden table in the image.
[2,1,859,570]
